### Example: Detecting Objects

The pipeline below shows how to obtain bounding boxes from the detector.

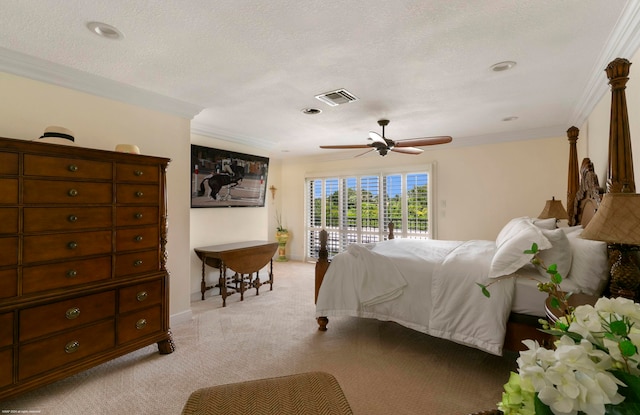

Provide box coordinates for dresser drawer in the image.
[116,206,159,227]
[24,154,112,180]
[115,250,159,277]
[0,237,18,266]
[23,230,112,263]
[0,269,17,299]
[0,151,18,175]
[118,305,162,345]
[20,291,115,341]
[116,184,159,204]
[116,226,158,252]
[24,207,112,233]
[0,208,18,234]
[0,312,13,348]
[18,319,115,381]
[23,180,112,204]
[119,280,163,313]
[0,179,18,204]
[0,349,12,388]
[116,163,159,183]
[22,256,112,294]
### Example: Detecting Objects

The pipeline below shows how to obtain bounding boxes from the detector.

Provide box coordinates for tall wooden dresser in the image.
[0,136,174,400]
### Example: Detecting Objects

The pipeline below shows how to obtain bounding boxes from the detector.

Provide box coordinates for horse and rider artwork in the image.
[191,144,270,208]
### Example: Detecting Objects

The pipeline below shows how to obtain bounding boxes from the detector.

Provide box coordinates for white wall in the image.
[0,72,192,321]
[279,135,568,261]
[189,134,281,298]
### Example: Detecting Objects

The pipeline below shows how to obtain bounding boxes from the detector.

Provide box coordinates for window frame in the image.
[304,163,436,261]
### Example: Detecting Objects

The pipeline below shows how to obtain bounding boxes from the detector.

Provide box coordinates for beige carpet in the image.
[0,261,517,414]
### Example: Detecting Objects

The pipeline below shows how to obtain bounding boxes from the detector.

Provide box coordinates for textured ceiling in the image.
[1,1,639,159]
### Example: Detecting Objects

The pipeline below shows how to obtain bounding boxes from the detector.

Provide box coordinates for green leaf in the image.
[610,320,629,336]
[524,243,539,255]
[534,394,554,415]
[476,283,491,298]
[550,297,560,309]
[550,273,563,284]
[612,370,640,402]
[547,263,557,272]
[619,339,637,357]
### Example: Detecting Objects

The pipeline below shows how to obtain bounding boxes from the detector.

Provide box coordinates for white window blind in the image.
[305,167,433,259]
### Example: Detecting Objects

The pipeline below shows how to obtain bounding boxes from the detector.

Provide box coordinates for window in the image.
[305,166,433,260]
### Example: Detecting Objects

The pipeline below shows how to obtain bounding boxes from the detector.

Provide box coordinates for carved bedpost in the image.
[605,58,636,193]
[315,229,329,331]
[567,126,580,225]
[388,221,394,240]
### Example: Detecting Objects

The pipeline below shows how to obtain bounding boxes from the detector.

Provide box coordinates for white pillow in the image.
[496,217,530,247]
[560,225,583,235]
[532,217,557,230]
[566,231,609,295]
[489,220,552,278]
[537,228,572,280]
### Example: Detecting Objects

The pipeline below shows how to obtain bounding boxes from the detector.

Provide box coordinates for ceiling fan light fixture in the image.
[490,61,516,72]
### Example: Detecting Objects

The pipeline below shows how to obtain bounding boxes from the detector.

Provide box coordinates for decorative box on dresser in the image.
[0,136,174,400]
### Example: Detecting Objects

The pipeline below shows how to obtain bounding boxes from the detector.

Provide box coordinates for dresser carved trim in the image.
[0,136,174,400]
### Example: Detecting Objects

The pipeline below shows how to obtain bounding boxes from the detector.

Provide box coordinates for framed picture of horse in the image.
[190,144,270,208]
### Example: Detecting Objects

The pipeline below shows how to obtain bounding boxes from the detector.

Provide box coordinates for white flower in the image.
[595,297,640,323]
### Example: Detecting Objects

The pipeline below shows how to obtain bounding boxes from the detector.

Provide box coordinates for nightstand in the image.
[545,292,599,324]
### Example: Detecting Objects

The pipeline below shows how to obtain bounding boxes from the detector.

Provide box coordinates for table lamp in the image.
[581,192,640,299]
[538,196,569,222]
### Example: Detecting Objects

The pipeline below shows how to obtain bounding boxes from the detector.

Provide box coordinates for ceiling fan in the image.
[320,119,453,157]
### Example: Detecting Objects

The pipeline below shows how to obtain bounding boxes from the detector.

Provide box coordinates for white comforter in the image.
[315,239,515,355]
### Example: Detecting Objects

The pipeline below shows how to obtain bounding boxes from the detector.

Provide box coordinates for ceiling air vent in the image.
[314,89,358,106]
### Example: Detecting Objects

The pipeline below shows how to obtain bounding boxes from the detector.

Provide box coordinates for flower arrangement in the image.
[479,243,640,415]
[275,210,287,233]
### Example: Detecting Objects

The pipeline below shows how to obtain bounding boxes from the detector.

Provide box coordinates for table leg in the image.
[269,258,274,291]
[254,271,261,296]
[200,257,206,300]
[220,264,227,307]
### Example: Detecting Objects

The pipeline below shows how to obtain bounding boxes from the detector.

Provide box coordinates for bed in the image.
[314,57,635,356]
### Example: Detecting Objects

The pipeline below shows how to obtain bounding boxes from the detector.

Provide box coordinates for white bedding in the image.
[315,238,515,355]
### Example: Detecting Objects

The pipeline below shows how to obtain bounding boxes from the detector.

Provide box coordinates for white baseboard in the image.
[170,309,193,326]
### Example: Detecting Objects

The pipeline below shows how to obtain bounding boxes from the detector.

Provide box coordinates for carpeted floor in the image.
[0,260,517,414]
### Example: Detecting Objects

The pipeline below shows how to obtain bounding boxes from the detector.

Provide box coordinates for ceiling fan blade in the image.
[368,131,386,144]
[354,148,375,158]
[394,136,453,147]
[391,147,423,155]
[320,144,371,149]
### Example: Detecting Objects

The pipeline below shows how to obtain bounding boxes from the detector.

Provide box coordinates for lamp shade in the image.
[581,193,640,245]
[538,197,568,220]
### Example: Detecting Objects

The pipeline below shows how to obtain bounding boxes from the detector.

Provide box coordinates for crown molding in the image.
[569,1,640,128]
[0,47,204,119]
[190,121,277,151]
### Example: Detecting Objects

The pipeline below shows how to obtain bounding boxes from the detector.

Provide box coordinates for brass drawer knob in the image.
[68,164,79,172]
[135,319,147,330]
[134,260,143,267]
[65,307,80,320]
[134,170,144,176]
[68,189,78,197]
[134,212,143,219]
[135,235,143,242]
[68,214,78,222]
[68,241,78,249]
[65,340,80,354]
[66,269,78,278]
[135,191,144,198]
[136,291,148,302]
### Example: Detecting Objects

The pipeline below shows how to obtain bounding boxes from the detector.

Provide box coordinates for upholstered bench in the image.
[181,371,353,415]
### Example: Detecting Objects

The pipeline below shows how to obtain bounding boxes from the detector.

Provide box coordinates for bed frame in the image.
[314,57,635,351]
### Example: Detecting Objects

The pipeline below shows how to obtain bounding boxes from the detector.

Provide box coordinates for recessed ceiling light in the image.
[87,22,123,40]
[502,116,519,122]
[301,108,322,115]
[490,61,516,72]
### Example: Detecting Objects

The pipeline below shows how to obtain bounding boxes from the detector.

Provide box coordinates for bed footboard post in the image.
[315,229,329,330]
[388,221,394,240]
